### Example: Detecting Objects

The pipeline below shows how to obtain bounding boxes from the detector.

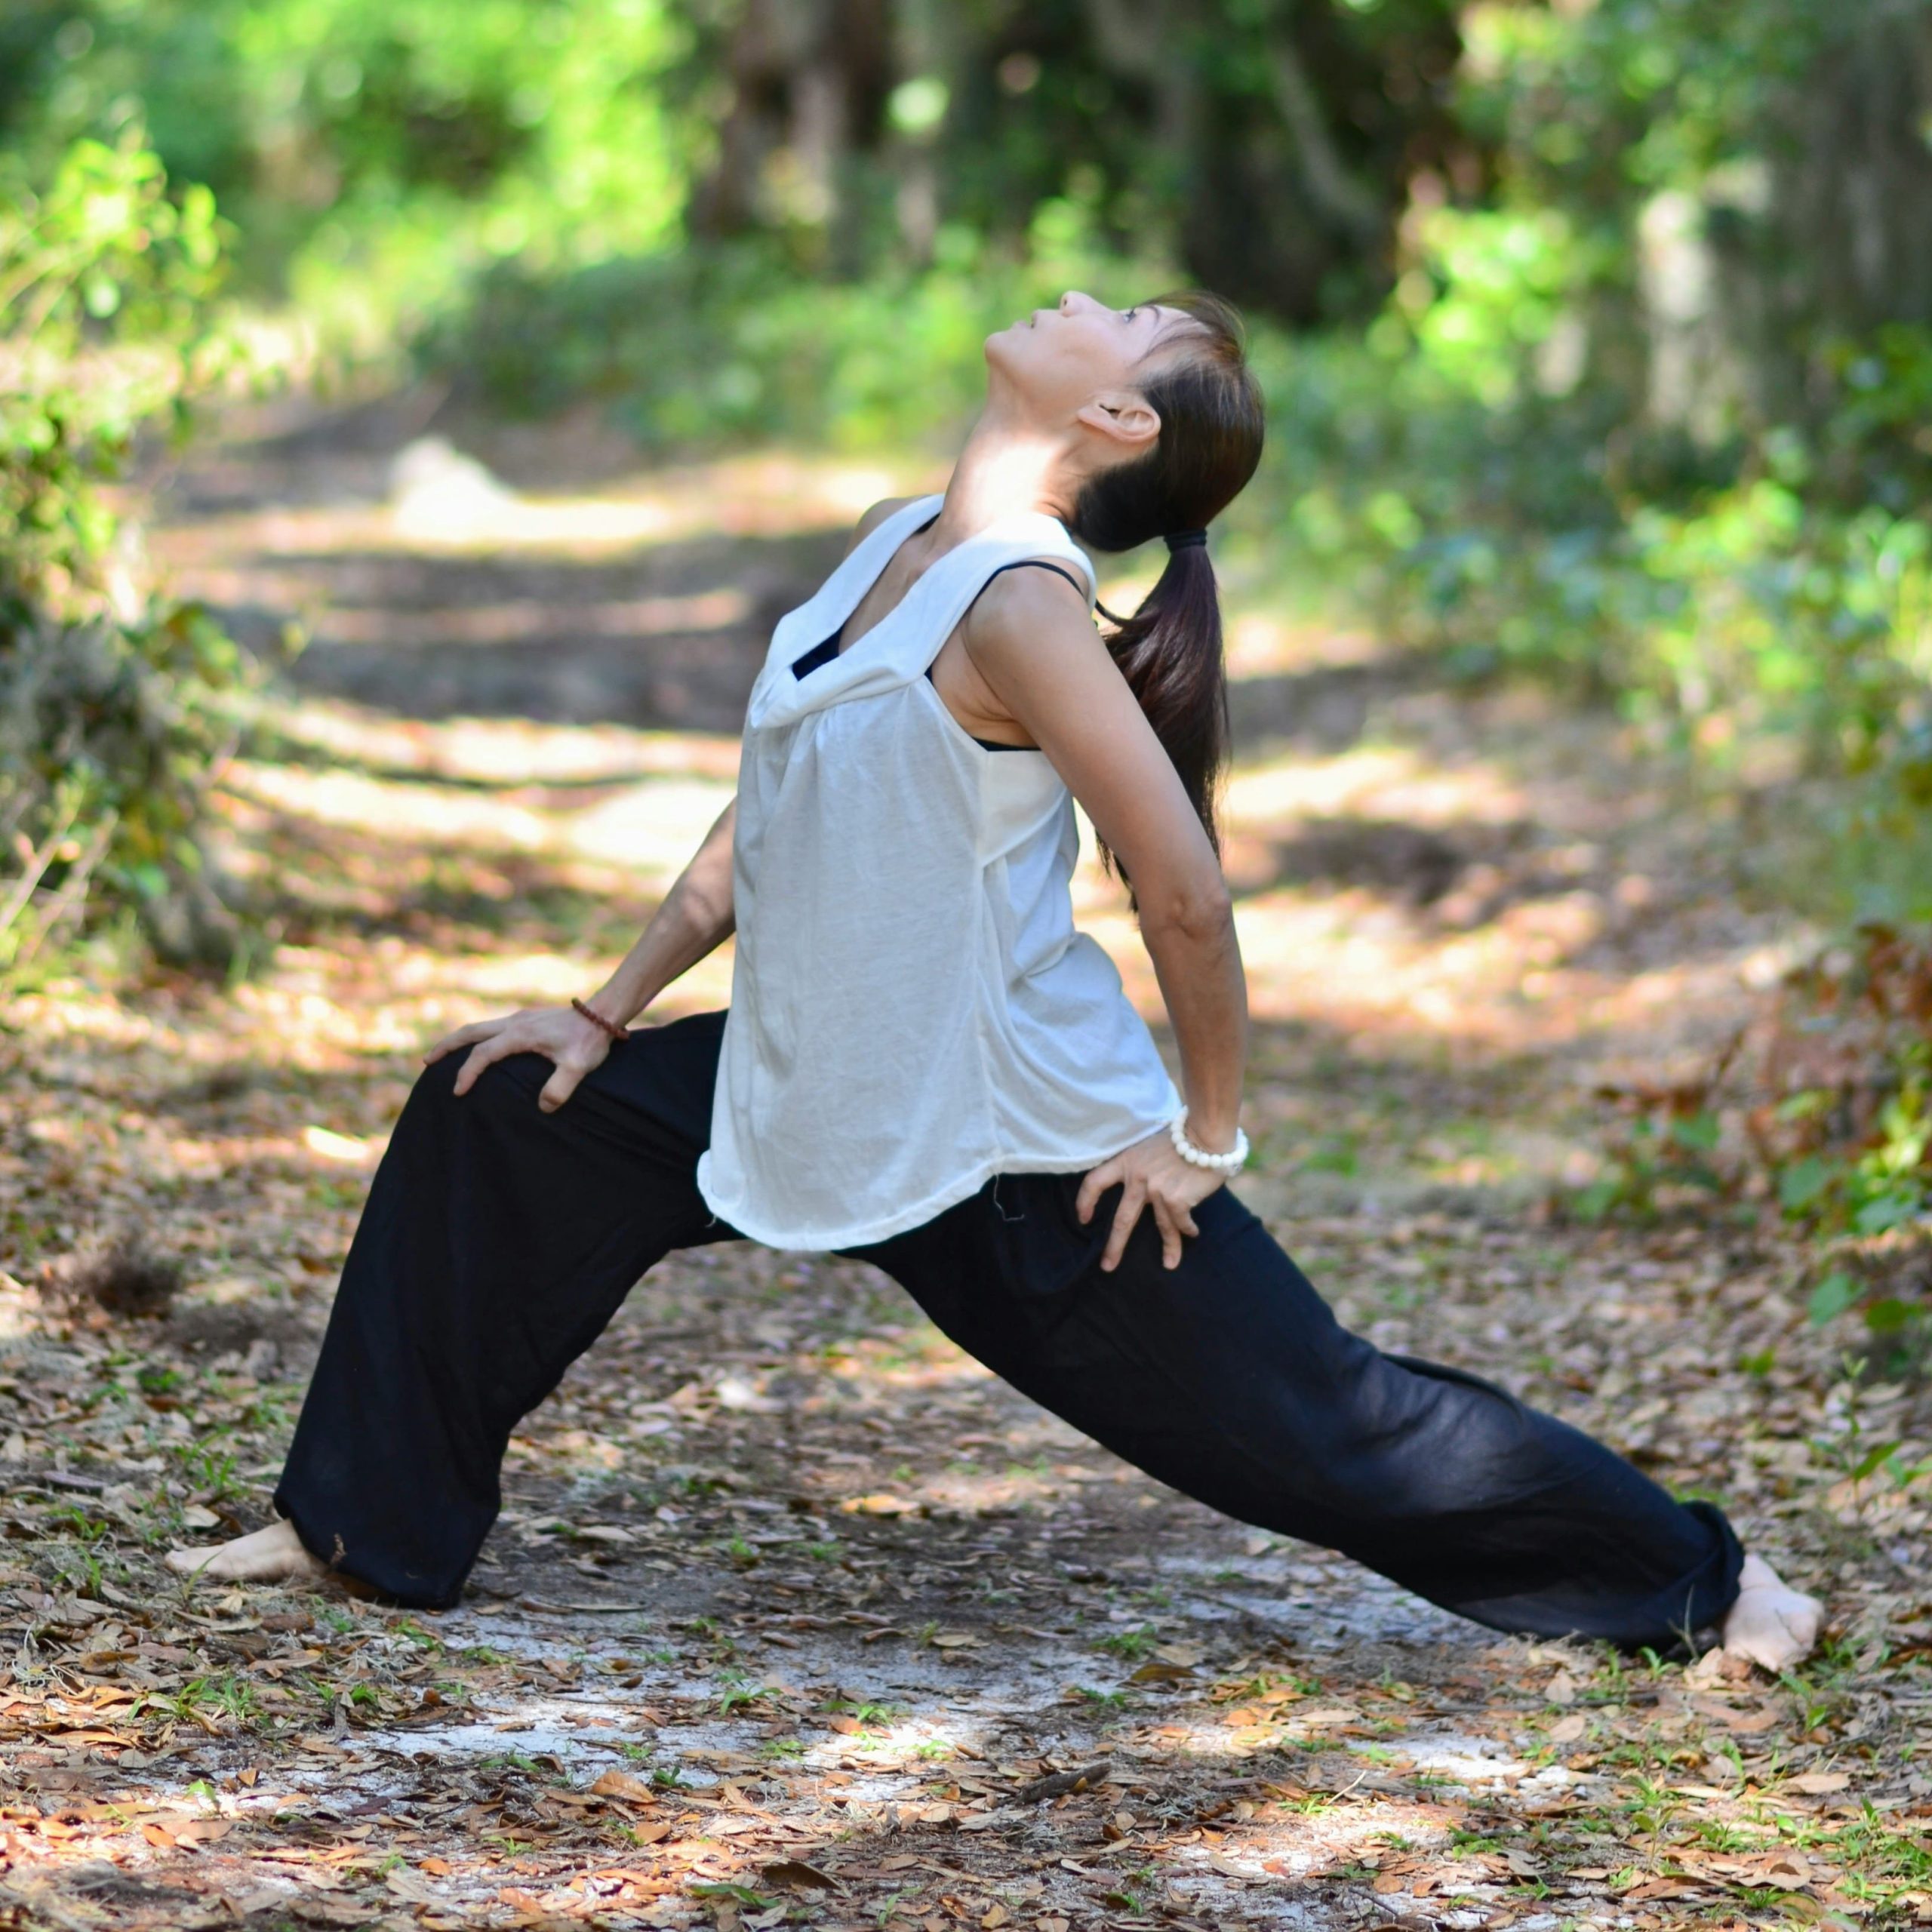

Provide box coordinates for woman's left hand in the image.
[423,1004,617,1112]
[1077,1126,1229,1272]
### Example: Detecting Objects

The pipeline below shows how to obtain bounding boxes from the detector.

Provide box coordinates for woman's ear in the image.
[1075,389,1161,457]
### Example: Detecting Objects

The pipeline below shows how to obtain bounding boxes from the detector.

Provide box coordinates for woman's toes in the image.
[1722,1602,1808,1673]
[1721,1556,1823,1673]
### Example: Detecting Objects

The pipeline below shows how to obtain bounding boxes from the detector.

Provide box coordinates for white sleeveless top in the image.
[694,494,1181,1251]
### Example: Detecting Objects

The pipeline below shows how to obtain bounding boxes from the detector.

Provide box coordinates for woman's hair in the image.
[1065,290,1264,875]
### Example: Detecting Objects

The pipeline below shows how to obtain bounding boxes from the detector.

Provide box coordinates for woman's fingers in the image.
[423,1018,503,1063]
[1121,1183,1205,1272]
[1100,1178,1147,1271]
[452,1032,524,1097]
[1076,1158,1121,1225]
[1083,1134,1216,1271]
[438,1007,612,1107]
[1151,1195,1184,1270]
[537,1054,598,1114]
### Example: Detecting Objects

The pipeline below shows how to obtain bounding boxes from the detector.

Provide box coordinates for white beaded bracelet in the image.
[1168,1108,1250,1174]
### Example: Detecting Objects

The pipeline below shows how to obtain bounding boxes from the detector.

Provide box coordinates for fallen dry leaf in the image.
[589,1768,657,1805]
[761,1860,838,1890]
[1130,1660,1194,1683]
[841,1493,916,1515]
[291,1900,373,1928]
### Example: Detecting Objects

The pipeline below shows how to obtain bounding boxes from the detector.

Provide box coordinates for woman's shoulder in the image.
[958,555,1103,688]
[841,496,924,557]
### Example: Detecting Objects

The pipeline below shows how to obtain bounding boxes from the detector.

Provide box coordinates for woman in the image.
[171,291,1818,1670]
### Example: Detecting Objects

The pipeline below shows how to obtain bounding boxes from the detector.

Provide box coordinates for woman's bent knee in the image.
[412,1050,549,1117]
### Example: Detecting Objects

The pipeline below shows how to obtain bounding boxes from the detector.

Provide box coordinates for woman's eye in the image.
[1123,307,1139,321]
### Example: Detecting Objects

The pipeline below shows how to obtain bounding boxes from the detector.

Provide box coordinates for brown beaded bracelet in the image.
[571,997,631,1042]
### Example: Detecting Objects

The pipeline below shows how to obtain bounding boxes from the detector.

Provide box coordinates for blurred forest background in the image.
[5,0,1932,1343]
[7,17,1932,1918]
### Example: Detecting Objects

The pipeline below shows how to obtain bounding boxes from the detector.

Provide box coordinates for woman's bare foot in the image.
[165,1518,326,1585]
[1720,1552,1822,1672]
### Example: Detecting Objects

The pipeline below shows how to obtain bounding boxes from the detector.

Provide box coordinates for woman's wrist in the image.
[1169,1107,1249,1174]
[1180,1107,1239,1155]
[572,994,633,1041]
[586,977,650,1027]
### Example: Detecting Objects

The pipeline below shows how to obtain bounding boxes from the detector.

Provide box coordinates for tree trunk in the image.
[688,0,894,268]
[1697,3,1932,426]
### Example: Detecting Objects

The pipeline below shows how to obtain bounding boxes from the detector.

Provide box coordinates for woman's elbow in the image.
[677,869,736,937]
[1137,874,1235,944]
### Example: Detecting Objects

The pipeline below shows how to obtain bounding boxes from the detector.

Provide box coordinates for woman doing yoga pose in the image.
[170,290,1819,1670]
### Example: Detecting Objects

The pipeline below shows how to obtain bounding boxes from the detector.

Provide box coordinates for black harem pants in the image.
[275,1010,1742,1647]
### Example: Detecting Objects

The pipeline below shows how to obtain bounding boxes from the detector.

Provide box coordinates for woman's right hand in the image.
[423,1004,621,1112]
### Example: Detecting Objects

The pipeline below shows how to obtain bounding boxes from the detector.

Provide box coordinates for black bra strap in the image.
[928,559,1088,750]
[788,629,843,679]
[977,558,1090,603]
[792,557,1085,746]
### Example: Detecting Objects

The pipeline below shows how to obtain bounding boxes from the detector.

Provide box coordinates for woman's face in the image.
[985,290,1191,424]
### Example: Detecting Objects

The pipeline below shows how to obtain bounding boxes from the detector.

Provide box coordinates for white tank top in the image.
[694,494,1182,1251]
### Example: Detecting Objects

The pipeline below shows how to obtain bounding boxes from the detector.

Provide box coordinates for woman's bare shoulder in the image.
[961,556,1098,668]
[959,562,1179,814]
[842,496,921,555]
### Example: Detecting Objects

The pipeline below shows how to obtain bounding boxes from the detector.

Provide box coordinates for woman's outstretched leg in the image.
[170,1013,734,1607]
[855,1173,1758,1654]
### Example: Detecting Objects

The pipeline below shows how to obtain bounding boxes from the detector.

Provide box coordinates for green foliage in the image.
[5,0,1464,349]
[1,129,257,972]
[1255,0,1932,924]
[6,0,1928,1004]
[3,0,692,352]
[421,204,1169,454]
[1579,926,1932,1374]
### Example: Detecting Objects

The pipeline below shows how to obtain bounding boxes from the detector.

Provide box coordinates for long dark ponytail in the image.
[1066,291,1264,872]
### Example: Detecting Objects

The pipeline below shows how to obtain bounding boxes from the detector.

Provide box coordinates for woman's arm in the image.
[961,568,1248,1269]
[584,798,738,1027]
[423,798,738,1112]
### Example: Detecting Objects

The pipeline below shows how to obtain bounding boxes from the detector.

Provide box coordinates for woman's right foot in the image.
[165,1518,327,1585]
[1720,1552,1822,1673]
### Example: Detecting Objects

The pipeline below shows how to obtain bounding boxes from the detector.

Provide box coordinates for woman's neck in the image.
[926,405,1075,546]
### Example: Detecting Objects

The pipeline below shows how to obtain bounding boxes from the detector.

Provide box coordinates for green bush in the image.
[1580,927,1932,1374]
[420,202,1171,457]
[2,0,697,361]
[0,129,259,974]
[1240,0,1932,925]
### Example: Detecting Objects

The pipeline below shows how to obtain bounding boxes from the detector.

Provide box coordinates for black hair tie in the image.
[1164,528,1209,552]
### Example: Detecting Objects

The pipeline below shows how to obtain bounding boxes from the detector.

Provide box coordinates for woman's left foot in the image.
[165,1518,327,1585]
[1720,1552,1822,1672]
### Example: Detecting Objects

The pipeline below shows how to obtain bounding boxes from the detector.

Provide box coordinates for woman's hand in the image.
[423,1005,620,1112]
[1077,1125,1229,1272]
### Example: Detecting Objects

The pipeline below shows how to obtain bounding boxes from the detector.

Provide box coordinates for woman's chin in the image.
[983,325,1030,373]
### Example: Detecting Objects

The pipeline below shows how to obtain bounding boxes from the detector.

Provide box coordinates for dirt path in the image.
[2,394,1927,1932]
